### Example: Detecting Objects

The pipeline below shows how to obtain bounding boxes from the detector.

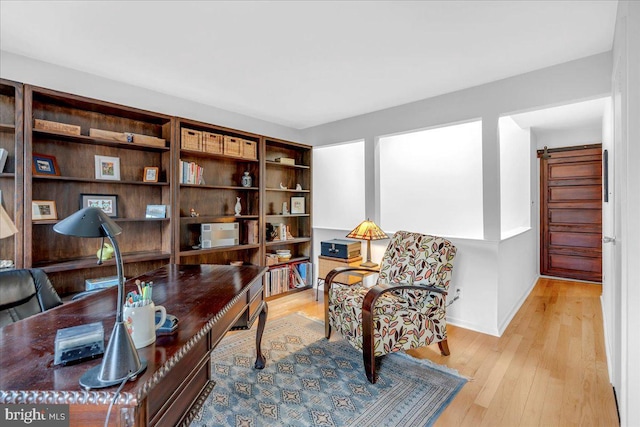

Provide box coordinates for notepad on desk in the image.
[156,313,179,335]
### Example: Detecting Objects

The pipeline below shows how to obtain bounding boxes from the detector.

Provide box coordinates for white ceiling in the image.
[0,1,618,129]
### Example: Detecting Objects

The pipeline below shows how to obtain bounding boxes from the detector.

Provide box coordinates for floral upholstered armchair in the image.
[324,230,457,383]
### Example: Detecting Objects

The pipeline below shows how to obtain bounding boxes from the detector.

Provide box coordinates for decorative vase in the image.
[241,172,252,187]
[234,197,242,216]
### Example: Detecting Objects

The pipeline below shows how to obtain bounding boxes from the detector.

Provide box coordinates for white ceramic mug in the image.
[124,302,167,349]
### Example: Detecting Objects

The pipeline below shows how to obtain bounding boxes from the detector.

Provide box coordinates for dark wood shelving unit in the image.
[7,83,313,300]
[23,85,173,295]
[0,79,23,269]
[174,117,264,267]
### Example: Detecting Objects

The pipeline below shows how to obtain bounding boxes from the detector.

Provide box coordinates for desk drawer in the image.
[148,337,209,422]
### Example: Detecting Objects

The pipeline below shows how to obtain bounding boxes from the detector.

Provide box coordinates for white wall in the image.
[304,52,611,336]
[0,51,303,143]
[535,127,602,150]
[499,116,531,238]
[608,2,640,425]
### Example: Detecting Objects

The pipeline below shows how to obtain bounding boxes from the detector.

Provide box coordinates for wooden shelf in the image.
[32,175,170,186]
[265,237,311,246]
[180,215,259,223]
[179,243,261,256]
[180,183,258,191]
[264,256,310,267]
[0,123,16,132]
[265,160,310,169]
[33,129,169,151]
[33,251,171,273]
[180,148,259,163]
[266,214,310,218]
[265,187,310,193]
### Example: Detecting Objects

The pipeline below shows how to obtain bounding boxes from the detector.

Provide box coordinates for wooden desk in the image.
[0,264,268,427]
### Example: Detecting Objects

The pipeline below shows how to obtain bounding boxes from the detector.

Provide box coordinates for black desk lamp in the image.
[54,207,146,389]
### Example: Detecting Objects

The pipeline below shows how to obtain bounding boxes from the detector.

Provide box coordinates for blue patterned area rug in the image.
[190,313,466,427]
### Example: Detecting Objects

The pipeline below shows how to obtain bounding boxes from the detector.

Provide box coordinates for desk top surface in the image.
[0,264,266,402]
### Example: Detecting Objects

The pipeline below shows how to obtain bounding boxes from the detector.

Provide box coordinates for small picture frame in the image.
[143,166,159,183]
[291,196,305,214]
[32,153,60,176]
[145,204,167,219]
[32,200,58,221]
[94,155,120,181]
[80,193,118,217]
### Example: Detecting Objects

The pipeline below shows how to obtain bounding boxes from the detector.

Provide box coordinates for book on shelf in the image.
[263,261,313,298]
[179,159,204,184]
[0,148,7,173]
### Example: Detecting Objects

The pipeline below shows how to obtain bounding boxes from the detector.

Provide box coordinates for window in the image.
[313,140,365,229]
[379,121,483,239]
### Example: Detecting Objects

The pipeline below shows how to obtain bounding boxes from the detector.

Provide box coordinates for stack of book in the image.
[179,159,203,184]
[264,261,313,298]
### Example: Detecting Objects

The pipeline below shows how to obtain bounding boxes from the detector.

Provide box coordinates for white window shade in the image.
[379,121,483,239]
[313,140,365,230]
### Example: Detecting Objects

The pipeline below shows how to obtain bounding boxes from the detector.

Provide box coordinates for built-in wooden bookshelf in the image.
[23,85,173,295]
[10,84,313,298]
[0,79,23,269]
[174,118,263,266]
[262,137,313,297]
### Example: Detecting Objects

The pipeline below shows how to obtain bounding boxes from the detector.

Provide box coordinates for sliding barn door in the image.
[540,145,602,282]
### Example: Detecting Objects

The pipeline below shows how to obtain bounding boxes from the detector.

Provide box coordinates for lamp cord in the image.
[104,372,134,427]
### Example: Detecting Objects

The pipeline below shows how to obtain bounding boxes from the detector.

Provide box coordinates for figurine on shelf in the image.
[190,208,199,217]
[241,171,252,188]
[282,202,289,215]
[235,197,242,216]
[296,183,302,190]
[279,182,287,190]
[97,242,114,261]
[286,225,295,240]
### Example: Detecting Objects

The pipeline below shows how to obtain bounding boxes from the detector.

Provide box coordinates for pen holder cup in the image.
[124,302,166,349]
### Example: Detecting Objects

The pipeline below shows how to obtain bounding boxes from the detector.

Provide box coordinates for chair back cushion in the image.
[0,269,62,328]
[377,231,457,292]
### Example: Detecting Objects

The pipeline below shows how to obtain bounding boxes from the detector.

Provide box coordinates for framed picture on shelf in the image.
[291,196,305,214]
[32,153,60,176]
[32,200,57,221]
[143,166,159,183]
[94,155,120,180]
[145,204,167,218]
[80,193,118,217]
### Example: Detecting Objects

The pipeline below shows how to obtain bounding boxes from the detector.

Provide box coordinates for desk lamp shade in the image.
[54,207,146,389]
[346,219,389,268]
[0,204,18,239]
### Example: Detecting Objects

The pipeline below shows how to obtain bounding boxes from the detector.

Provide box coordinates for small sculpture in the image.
[296,183,302,190]
[235,197,242,216]
[190,208,199,217]
[241,171,252,187]
[97,242,114,261]
[279,182,287,190]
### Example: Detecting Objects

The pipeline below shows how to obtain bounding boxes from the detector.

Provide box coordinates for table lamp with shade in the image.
[346,219,389,268]
[53,207,146,389]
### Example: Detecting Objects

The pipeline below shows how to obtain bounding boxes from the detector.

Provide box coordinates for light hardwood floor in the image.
[265,277,619,426]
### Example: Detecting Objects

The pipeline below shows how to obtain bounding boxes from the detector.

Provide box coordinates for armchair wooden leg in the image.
[364,347,377,384]
[438,339,450,356]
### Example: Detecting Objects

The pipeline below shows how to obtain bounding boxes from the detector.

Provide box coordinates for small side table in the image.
[316,255,378,300]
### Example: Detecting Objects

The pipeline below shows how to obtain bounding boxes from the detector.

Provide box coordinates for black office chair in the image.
[0,268,63,328]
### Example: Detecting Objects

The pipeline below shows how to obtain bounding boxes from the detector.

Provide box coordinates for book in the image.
[0,148,7,173]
